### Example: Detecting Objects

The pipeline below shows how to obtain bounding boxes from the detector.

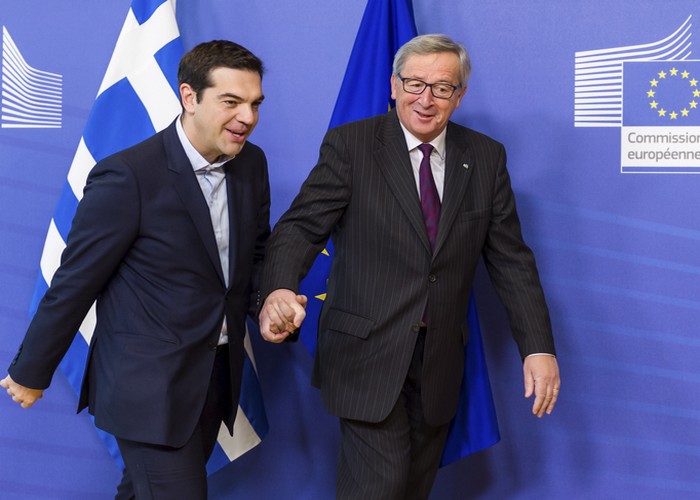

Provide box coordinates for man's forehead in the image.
[208,66,261,82]
[402,52,460,73]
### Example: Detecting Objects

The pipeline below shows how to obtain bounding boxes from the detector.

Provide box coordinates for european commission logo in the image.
[575,15,700,173]
[2,26,63,128]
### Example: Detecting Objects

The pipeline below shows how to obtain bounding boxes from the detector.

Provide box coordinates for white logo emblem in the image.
[2,26,63,128]
[575,15,700,173]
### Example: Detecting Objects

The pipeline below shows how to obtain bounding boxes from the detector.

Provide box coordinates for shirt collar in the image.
[175,115,234,171]
[398,121,447,160]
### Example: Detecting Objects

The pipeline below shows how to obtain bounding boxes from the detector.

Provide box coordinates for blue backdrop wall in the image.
[1,1,700,498]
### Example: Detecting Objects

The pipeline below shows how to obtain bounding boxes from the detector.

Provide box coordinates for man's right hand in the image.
[1,375,43,409]
[259,289,308,343]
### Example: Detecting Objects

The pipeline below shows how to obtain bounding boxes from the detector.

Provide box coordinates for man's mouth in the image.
[226,128,248,142]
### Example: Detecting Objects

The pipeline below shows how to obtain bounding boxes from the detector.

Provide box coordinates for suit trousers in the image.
[114,346,231,500]
[336,329,451,500]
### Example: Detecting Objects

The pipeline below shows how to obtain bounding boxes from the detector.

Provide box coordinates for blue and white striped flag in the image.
[28,0,268,474]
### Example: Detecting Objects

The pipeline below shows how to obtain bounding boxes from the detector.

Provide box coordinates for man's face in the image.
[391,52,466,143]
[180,67,264,163]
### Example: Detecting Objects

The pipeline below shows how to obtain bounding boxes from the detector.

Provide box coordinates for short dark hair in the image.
[177,40,264,102]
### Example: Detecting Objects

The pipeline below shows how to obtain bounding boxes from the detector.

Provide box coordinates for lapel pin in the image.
[462,163,469,169]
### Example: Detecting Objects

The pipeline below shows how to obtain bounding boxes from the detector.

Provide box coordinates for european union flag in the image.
[298,0,416,356]
[297,0,500,467]
[29,0,268,476]
[623,60,700,126]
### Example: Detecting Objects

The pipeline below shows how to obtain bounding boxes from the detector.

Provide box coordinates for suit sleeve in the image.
[261,127,352,297]
[8,157,140,389]
[481,145,555,358]
[248,151,272,319]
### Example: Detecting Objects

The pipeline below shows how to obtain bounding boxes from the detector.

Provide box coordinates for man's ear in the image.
[180,83,196,112]
[454,85,467,109]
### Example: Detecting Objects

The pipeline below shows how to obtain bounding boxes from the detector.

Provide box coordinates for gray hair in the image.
[392,34,471,87]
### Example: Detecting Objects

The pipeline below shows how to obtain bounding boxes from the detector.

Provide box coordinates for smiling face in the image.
[180,66,264,163]
[391,51,466,143]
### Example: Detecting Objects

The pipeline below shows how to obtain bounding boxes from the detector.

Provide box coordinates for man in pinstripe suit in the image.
[260,34,560,499]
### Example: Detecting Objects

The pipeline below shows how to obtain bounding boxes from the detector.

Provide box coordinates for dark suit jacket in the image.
[9,120,271,447]
[262,109,554,426]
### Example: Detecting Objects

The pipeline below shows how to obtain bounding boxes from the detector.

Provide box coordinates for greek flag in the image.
[298,0,500,467]
[28,0,267,474]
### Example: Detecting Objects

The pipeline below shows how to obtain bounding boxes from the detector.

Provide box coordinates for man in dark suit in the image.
[259,34,561,499]
[1,40,271,499]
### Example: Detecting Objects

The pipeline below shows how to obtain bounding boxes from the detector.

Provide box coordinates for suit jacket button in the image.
[428,274,437,283]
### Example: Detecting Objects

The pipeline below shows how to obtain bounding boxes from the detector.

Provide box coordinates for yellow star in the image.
[650,79,659,87]
[682,70,690,78]
[690,100,698,109]
[694,89,700,97]
[681,108,690,117]
[670,67,679,76]
[658,108,666,117]
[670,111,678,119]
[658,70,667,79]
[690,78,699,87]
[650,100,658,109]
[647,89,656,97]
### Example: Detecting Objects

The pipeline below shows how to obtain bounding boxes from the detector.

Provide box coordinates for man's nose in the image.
[418,87,435,105]
[236,104,256,124]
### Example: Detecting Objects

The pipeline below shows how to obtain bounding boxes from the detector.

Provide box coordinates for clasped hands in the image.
[259,289,308,343]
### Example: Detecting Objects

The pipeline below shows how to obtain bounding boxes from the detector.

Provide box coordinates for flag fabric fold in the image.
[298,0,500,466]
[29,0,267,475]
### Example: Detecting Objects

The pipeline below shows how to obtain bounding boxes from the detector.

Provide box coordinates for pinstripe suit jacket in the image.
[263,109,554,426]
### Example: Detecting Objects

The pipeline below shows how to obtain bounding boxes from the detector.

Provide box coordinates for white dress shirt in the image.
[176,116,231,345]
[397,122,553,360]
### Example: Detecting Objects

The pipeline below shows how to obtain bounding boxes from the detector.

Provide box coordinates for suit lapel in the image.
[224,157,242,291]
[433,123,474,256]
[375,111,433,254]
[164,123,227,285]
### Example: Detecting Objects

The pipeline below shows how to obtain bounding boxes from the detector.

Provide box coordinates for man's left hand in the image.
[523,355,560,417]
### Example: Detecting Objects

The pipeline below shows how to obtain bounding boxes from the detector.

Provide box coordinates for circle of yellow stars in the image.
[647,66,699,120]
